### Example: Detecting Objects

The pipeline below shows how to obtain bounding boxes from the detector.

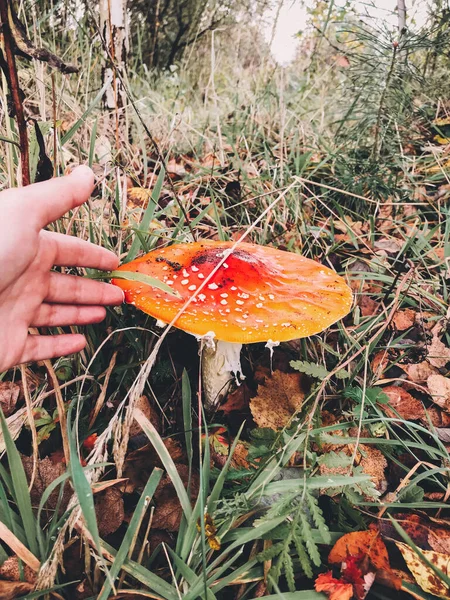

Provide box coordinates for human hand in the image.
[0,165,123,372]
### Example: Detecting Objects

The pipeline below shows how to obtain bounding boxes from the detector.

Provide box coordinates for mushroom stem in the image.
[201,340,243,410]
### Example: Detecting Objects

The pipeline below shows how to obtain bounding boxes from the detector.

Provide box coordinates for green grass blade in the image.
[0,407,39,557]
[182,369,193,478]
[100,539,179,600]
[61,76,112,145]
[110,270,181,298]
[98,468,163,599]
[126,166,165,262]
[67,405,113,588]
[134,409,192,520]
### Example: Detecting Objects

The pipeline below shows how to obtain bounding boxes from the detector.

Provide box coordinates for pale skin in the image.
[0,165,124,372]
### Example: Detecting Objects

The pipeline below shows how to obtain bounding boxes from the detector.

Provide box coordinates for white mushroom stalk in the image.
[200,335,244,410]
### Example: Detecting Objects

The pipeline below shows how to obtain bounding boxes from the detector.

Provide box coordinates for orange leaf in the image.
[329,531,390,572]
[315,572,353,600]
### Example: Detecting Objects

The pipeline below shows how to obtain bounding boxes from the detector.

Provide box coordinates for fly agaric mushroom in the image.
[112,241,352,409]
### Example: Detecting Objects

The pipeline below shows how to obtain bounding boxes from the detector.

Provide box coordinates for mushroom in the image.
[112,240,352,410]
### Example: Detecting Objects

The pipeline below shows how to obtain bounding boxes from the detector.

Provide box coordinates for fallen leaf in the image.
[0,580,33,598]
[0,382,21,417]
[396,541,450,598]
[423,407,450,428]
[0,556,36,584]
[381,386,425,421]
[152,465,199,532]
[127,187,152,208]
[129,395,161,437]
[329,531,390,572]
[427,374,450,412]
[315,572,353,600]
[95,487,124,537]
[392,309,416,331]
[250,371,305,430]
[427,328,450,369]
[21,455,70,511]
[218,384,251,414]
[359,296,380,317]
[400,361,438,384]
[436,428,450,442]
[358,446,388,492]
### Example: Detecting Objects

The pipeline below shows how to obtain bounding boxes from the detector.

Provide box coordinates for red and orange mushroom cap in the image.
[112,240,352,344]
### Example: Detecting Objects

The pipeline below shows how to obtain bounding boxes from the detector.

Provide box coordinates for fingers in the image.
[6,165,95,229]
[46,272,124,306]
[42,230,119,271]
[20,333,87,365]
[31,304,107,327]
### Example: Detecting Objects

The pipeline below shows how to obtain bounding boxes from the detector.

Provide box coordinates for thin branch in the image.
[0,0,29,185]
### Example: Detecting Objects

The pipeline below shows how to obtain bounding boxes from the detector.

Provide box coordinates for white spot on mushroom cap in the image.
[188,284,196,291]
[181,279,189,285]
[208,283,218,290]
[220,299,227,305]
[256,303,263,309]
[191,265,199,272]
[198,294,206,302]
[182,269,189,278]
[220,293,228,298]
[198,273,205,279]
[236,300,244,305]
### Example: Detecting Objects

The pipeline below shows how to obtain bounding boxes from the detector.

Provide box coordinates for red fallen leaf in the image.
[83,433,98,451]
[315,572,353,600]
[218,383,251,414]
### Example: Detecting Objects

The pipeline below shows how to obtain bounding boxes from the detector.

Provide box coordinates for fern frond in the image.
[306,493,331,544]
[290,360,329,379]
[293,531,313,578]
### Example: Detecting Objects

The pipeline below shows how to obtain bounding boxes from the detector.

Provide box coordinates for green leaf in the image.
[110,269,181,298]
[0,406,39,557]
[67,405,112,587]
[290,360,329,379]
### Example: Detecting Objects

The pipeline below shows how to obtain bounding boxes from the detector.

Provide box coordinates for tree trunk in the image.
[99,0,128,110]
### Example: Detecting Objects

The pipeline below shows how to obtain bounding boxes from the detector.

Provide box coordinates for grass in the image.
[0,1,450,598]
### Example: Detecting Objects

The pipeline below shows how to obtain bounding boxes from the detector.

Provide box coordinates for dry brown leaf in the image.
[427,374,450,412]
[166,158,187,177]
[429,528,450,555]
[400,361,439,383]
[218,384,251,414]
[0,580,34,598]
[129,395,161,437]
[392,309,416,331]
[423,407,450,427]
[359,295,380,317]
[250,371,305,430]
[95,487,124,537]
[21,455,69,510]
[427,327,450,369]
[0,383,21,417]
[381,386,425,421]
[152,465,199,532]
[396,541,450,598]
[374,238,403,254]
[127,187,152,209]
[0,556,36,584]
[359,446,388,492]
[371,351,391,378]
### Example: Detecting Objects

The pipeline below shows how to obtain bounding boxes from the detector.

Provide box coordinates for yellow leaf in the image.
[396,541,450,599]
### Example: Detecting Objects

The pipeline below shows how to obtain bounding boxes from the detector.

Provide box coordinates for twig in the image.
[0,0,30,185]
